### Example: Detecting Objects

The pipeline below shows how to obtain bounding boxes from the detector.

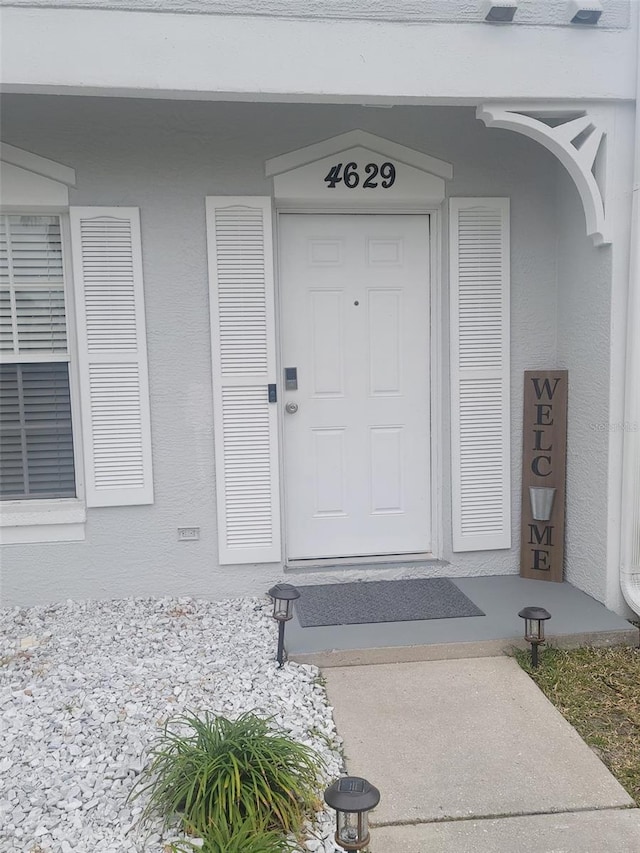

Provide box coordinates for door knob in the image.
[285,401,299,414]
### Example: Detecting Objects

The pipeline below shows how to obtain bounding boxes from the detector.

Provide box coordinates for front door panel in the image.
[280,214,430,559]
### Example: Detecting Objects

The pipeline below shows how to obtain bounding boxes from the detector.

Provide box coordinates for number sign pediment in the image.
[0,144,76,209]
[270,144,448,208]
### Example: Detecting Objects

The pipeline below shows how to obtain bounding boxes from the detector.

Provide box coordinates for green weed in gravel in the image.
[514,644,640,804]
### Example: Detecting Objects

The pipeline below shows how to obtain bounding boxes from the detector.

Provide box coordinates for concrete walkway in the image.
[324,656,640,852]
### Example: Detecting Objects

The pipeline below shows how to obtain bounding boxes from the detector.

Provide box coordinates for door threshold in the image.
[285,552,438,570]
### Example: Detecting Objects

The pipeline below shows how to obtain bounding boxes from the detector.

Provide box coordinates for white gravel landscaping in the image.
[0,596,345,853]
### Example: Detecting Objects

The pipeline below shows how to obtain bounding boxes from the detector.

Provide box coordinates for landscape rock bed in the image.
[0,597,345,852]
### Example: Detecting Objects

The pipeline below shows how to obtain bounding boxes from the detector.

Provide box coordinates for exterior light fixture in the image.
[518,606,551,668]
[529,486,556,521]
[567,1,602,24]
[324,776,381,851]
[268,583,300,667]
[482,1,518,22]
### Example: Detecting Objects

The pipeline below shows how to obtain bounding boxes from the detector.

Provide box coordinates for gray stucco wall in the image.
[0,96,599,606]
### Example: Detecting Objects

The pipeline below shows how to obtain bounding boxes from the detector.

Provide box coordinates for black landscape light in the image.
[324,776,381,851]
[518,606,551,668]
[268,583,300,667]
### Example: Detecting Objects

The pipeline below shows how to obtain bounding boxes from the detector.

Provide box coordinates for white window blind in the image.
[450,199,511,552]
[0,362,75,499]
[0,214,76,500]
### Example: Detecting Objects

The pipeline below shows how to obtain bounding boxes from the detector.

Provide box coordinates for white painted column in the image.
[620,15,640,616]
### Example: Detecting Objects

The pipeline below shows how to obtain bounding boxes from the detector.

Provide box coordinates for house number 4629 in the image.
[324,162,397,189]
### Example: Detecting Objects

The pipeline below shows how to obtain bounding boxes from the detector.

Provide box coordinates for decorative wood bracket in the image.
[477,104,611,246]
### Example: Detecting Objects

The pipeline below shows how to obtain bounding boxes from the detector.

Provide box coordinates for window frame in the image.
[0,209,86,544]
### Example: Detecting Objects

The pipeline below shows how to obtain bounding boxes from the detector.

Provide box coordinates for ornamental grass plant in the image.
[132,711,325,839]
[169,814,299,853]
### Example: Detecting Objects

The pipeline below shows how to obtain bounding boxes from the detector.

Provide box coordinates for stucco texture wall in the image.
[0,97,596,606]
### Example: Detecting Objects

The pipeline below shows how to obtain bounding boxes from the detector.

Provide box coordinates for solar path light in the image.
[518,606,551,668]
[268,583,300,667]
[324,776,380,851]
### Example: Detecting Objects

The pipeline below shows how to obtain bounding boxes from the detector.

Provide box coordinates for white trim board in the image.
[3,9,635,102]
[0,142,76,186]
[266,130,453,179]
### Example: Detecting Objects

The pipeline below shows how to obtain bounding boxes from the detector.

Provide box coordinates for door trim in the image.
[275,207,443,565]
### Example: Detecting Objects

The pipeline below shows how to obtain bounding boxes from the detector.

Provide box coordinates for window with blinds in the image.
[0,215,76,500]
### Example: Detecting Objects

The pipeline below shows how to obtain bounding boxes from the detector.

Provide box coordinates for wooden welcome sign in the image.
[520,370,568,582]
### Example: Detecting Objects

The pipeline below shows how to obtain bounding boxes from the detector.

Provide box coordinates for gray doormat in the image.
[295,578,485,627]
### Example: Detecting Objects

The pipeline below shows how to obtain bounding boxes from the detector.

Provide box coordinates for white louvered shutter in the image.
[450,198,511,551]
[69,208,153,507]
[206,197,281,564]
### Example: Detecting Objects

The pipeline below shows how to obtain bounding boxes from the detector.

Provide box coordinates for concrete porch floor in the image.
[287,575,638,667]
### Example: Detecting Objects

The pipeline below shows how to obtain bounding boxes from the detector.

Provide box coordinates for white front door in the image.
[280,214,431,560]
